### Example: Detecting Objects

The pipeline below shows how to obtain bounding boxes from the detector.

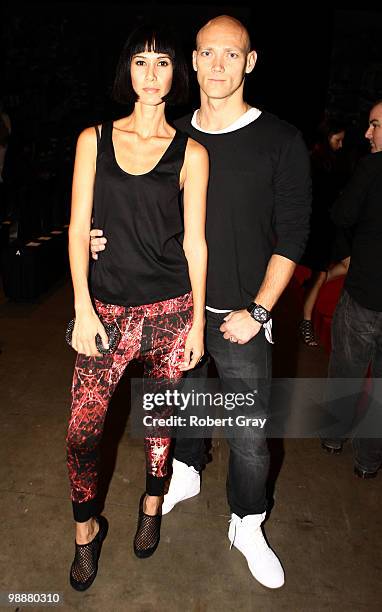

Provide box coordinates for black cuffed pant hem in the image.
[72,498,99,523]
[146,473,167,496]
[230,502,268,519]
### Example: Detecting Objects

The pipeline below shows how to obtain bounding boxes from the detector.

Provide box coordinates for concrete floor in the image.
[0,279,381,612]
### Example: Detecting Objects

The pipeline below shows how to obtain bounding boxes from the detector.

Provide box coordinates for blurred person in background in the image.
[299,117,350,346]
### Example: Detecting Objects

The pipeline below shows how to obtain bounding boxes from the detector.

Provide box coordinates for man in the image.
[91,16,311,588]
[321,100,382,477]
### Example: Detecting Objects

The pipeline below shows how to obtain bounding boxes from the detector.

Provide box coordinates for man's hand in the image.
[90,229,107,260]
[220,310,262,345]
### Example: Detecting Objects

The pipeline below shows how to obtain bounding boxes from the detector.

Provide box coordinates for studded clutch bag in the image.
[65,319,121,354]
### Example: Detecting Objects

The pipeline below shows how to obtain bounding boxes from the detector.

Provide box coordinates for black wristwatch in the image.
[246,302,272,324]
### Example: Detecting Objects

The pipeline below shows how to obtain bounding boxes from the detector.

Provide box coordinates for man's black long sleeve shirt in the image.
[175,111,311,310]
[331,151,382,311]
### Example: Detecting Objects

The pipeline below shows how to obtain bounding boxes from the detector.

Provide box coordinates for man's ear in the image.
[192,49,198,71]
[245,50,257,74]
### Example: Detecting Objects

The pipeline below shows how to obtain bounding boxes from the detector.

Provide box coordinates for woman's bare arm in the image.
[68,127,108,355]
[180,138,209,370]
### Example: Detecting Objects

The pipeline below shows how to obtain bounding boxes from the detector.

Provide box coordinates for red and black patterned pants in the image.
[66,292,193,522]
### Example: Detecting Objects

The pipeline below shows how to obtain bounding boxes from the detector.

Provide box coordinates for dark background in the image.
[1,2,382,232]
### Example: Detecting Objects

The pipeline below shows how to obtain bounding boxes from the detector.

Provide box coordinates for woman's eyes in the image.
[134,60,171,67]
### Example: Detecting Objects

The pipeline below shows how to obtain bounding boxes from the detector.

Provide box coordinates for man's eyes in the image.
[200,51,240,59]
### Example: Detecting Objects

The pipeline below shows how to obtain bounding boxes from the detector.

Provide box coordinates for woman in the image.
[66,24,208,591]
[299,118,349,346]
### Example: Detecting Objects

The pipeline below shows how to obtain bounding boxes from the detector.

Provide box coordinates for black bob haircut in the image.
[112,24,189,106]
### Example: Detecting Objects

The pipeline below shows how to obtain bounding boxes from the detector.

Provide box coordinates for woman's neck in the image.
[119,102,171,139]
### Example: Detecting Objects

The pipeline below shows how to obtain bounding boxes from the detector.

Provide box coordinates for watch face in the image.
[254,306,268,322]
[247,303,270,322]
[247,303,270,323]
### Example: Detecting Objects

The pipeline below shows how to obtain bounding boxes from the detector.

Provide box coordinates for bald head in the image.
[196,15,252,54]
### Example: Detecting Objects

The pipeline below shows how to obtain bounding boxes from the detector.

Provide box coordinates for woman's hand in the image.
[72,309,109,356]
[179,323,205,371]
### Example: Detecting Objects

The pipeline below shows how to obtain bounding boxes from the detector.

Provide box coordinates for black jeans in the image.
[325,290,382,471]
[174,309,271,517]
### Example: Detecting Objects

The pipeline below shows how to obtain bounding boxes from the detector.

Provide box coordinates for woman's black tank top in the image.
[90,121,191,306]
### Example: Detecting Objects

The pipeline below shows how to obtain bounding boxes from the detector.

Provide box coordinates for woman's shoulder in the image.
[78,125,99,143]
[184,136,208,160]
[77,123,110,151]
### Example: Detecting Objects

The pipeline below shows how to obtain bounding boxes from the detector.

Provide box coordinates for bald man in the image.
[90,15,311,588]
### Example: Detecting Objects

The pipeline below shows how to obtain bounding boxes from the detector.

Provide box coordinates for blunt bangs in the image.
[112,24,189,107]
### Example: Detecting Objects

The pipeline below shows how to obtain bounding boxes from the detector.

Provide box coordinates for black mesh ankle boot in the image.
[70,515,109,591]
[133,494,161,558]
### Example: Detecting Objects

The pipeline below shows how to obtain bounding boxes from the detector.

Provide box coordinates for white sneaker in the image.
[162,458,200,515]
[228,513,285,589]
